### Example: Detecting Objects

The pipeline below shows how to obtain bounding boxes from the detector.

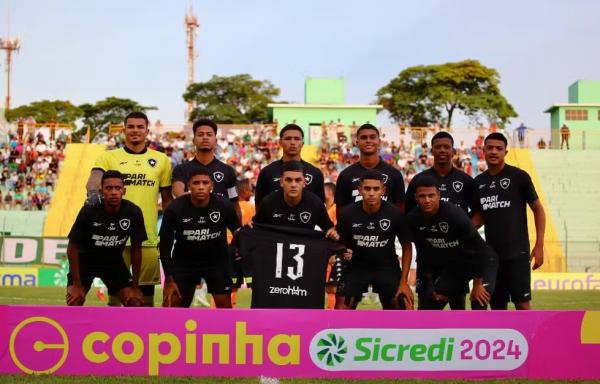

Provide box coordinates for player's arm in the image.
[66,241,86,305]
[392,171,406,214]
[529,199,546,270]
[85,169,104,206]
[158,206,181,306]
[160,188,172,211]
[254,170,269,208]
[233,201,242,222]
[398,242,414,309]
[470,211,484,228]
[317,201,338,240]
[171,181,187,198]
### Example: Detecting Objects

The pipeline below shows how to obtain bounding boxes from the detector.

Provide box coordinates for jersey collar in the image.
[123,145,148,155]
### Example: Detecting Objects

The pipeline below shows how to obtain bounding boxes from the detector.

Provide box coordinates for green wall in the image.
[270,106,379,145]
[305,78,345,104]
[568,81,600,103]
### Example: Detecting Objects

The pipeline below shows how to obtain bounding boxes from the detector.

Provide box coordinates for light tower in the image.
[185,5,199,122]
[0,37,20,113]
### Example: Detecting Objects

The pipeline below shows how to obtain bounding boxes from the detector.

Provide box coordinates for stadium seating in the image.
[43,143,106,237]
[529,149,600,272]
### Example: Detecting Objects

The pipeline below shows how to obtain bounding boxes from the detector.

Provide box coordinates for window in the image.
[565,109,588,121]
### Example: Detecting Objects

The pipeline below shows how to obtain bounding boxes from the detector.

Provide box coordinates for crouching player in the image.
[160,169,240,308]
[407,176,498,310]
[66,170,146,306]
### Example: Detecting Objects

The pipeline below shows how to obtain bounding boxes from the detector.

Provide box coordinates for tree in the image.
[377,60,517,128]
[183,74,280,123]
[77,97,156,141]
[6,100,83,125]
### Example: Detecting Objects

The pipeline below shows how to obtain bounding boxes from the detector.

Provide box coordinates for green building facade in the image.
[268,78,382,145]
[545,80,600,149]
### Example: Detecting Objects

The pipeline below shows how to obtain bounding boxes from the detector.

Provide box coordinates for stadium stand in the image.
[529,149,600,272]
[43,143,106,237]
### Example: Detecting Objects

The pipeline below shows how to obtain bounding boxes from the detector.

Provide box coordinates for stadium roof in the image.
[268,103,382,109]
[544,103,600,113]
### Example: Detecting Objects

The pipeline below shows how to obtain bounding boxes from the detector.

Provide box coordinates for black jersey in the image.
[172,157,239,202]
[159,194,241,275]
[338,201,410,270]
[405,167,473,213]
[68,200,147,264]
[407,201,486,275]
[255,159,325,206]
[236,224,335,309]
[253,190,334,231]
[334,158,405,209]
[472,164,538,260]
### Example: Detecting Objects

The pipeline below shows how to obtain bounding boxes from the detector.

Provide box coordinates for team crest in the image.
[379,219,391,231]
[500,178,511,190]
[213,171,224,183]
[119,219,130,231]
[209,211,220,223]
[304,173,313,185]
[147,158,157,168]
[439,222,449,233]
[452,181,463,193]
[300,211,311,224]
[381,173,389,184]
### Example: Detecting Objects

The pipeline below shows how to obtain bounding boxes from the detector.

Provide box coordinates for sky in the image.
[1,0,599,130]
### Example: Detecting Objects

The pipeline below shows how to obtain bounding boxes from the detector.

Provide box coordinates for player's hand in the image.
[246,220,254,229]
[470,281,491,306]
[66,284,86,306]
[342,248,353,261]
[396,282,414,310]
[325,227,339,241]
[85,190,102,206]
[531,243,544,270]
[162,278,181,307]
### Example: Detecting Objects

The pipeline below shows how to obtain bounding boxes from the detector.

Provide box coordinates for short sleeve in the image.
[226,167,239,202]
[159,154,172,188]
[390,170,406,204]
[130,205,148,244]
[93,151,110,172]
[334,171,351,207]
[395,214,412,244]
[171,163,187,184]
[68,206,91,243]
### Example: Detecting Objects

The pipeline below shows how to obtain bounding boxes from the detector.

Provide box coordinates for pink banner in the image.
[1,305,599,379]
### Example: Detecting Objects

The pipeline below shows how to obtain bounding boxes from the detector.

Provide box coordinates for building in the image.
[268,77,382,145]
[545,80,600,149]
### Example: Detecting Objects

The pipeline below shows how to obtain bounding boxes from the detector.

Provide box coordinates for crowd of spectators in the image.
[0,131,65,210]
[1,121,492,210]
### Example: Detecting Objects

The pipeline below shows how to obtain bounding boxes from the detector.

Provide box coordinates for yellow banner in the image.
[0,267,39,287]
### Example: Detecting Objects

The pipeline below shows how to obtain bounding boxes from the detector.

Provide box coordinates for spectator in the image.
[560,124,570,150]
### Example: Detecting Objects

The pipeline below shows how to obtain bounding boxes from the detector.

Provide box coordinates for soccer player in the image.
[171,118,241,218]
[159,169,241,308]
[254,123,325,207]
[253,161,338,239]
[405,131,473,309]
[471,132,546,310]
[334,123,406,308]
[407,176,497,310]
[86,112,172,306]
[336,171,413,310]
[67,171,147,306]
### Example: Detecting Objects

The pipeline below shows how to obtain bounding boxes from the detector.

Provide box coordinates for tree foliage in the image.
[78,97,156,141]
[6,100,83,125]
[183,74,280,123]
[377,60,517,128]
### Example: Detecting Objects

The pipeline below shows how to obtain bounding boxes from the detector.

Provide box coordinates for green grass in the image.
[1,287,599,383]
[0,286,599,309]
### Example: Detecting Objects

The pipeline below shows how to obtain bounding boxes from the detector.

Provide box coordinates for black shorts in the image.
[327,256,343,285]
[491,257,531,305]
[340,266,400,303]
[67,260,132,295]
[171,265,232,296]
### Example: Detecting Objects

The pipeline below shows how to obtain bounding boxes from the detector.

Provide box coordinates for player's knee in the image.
[124,296,144,307]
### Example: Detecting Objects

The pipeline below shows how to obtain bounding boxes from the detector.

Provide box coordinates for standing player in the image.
[471,133,546,310]
[254,124,325,207]
[159,169,240,308]
[253,161,337,238]
[337,171,413,310]
[171,118,241,218]
[86,112,172,306]
[405,131,473,309]
[334,124,406,308]
[407,176,497,310]
[67,171,147,306]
